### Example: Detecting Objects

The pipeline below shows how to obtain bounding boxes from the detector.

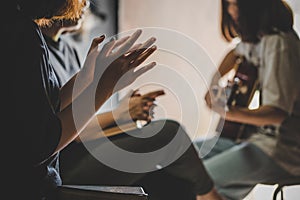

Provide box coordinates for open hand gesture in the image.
[93,30,157,96]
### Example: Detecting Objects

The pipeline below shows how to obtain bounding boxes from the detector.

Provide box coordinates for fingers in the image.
[130,92,160,122]
[126,37,156,58]
[140,37,157,50]
[99,35,132,57]
[132,62,156,79]
[88,35,105,54]
[129,105,150,122]
[142,104,156,121]
[98,29,142,58]
[205,91,212,108]
[126,45,157,69]
[149,104,156,119]
[132,89,141,97]
[96,30,158,93]
[100,39,116,57]
[114,29,143,56]
[128,43,143,52]
[134,108,154,122]
[122,37,156,71]
[110,36,130,53]
[143,90,165,99]
[97,30,156,65]
[140,91,164,109]
[141,98,157,108]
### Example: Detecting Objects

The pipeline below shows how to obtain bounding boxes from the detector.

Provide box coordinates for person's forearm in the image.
[73,116,107,143]
[225,105,288,126]
[59,74,78,110]
[96,111,118,129]
[59,36,105,110]
[219,49,239,75]
[212,49,239,83]
[55,83,111,153]
[73,111,122,143]
[59,71,94,110]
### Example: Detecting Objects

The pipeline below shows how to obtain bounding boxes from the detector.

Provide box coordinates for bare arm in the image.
[74,89,165,142]
[211,48,239,84]
[59,36,106,110]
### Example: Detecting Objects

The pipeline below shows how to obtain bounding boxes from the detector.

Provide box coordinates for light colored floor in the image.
[243,183,300,200]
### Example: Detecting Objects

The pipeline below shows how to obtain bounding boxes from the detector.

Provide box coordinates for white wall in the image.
[65,0,119,113]
[119,0,231,63]
[286,0,300,34]
[118,0,233,139]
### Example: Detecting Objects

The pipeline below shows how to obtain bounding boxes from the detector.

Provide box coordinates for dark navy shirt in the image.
[43,35,82,87]
[4,11,62,199]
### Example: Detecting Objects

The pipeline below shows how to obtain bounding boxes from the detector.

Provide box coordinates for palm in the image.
[94,30,157,94]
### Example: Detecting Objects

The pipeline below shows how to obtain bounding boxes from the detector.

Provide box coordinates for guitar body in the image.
[216,58,258,141]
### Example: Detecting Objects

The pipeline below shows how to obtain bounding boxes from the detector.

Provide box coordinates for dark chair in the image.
[58,185,148,200]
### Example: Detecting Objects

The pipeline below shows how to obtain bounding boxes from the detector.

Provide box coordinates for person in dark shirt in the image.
[5,0,158,199]
[40,8,224,200]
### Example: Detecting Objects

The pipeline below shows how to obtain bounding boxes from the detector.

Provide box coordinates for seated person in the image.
[7,0,158,199]
[196,0,300,199]
[40,4,224,200]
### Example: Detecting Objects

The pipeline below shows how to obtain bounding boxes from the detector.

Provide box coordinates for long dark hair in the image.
[221,0,294,43]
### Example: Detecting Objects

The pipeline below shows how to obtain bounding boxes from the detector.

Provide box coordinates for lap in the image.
[59,119,179,184]
[59,119,213,197]
[60,119,192,183]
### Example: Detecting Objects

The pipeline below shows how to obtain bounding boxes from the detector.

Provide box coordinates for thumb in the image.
[88,35,106,54]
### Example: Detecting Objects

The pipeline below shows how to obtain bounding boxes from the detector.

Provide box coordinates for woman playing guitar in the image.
[196,0,300,199]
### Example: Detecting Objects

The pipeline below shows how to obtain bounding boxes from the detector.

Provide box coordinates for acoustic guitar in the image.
[215,57,259,141]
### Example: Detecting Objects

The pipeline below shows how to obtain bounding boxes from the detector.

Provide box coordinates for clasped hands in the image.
[205,81,228,118]
[113,89,165,127]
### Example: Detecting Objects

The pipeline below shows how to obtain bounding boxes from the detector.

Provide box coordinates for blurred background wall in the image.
[66,0,300,140]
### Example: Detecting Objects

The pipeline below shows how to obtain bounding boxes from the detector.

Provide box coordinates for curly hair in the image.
[16,0,86,26]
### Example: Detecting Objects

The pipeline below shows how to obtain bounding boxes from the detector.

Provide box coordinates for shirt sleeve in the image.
[260,34,299,113]
[234,42,246,56]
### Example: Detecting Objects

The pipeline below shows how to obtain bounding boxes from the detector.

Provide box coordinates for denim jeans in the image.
[196,138,295,200]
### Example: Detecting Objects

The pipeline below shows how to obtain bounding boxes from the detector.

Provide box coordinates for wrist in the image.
[113,109,131,125]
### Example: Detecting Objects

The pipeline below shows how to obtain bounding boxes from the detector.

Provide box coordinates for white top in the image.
[235,30,300,175]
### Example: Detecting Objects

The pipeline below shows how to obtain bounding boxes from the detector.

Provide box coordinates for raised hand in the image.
[94,30,157,97]
[75,35,106,89]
